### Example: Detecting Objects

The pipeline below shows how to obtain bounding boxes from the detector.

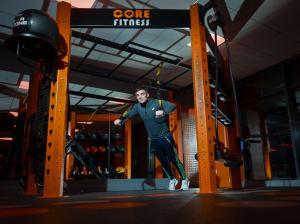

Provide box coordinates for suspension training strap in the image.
[155,62,164,111]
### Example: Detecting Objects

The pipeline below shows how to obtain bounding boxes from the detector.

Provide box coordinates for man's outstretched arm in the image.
[114,103,138,126]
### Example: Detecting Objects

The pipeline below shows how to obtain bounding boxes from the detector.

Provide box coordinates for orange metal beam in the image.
[168,91,184,179]
[155,157,163,178]
[43,2,71,198]
[190,4,216,193]
[76,114,120,122]
[124,120,132,178]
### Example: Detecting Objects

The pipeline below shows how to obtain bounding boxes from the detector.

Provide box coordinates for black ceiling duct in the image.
[5,9,59,62]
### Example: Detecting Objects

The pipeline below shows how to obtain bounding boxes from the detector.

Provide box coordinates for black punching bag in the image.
[5,9,59,61]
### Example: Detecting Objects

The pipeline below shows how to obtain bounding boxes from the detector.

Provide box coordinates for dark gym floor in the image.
[1,181,300,224]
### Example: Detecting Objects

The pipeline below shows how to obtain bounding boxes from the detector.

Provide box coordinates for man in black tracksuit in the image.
[114,88,189,190]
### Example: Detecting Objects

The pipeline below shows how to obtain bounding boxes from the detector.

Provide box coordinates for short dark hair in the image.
[135,86,148,94]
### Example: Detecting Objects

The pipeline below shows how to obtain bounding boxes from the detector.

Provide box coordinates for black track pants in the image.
[150,133,187,179]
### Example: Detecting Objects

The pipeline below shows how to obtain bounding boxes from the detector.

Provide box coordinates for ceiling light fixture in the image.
[0,137,13,141]
[108,101,125,105]
[77,121,93,125]
[9,112,18,117]
[19,80,29,90]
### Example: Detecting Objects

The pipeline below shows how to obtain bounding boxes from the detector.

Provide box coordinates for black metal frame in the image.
[71,30,194,87]
[71,17,229,93]
[71,29,228,98]
[105,53,133,78]
[69,2,234,125]
[211,102,232,126]
[72,30,191,70]
[69,90,135,104]
[75,42,97,70]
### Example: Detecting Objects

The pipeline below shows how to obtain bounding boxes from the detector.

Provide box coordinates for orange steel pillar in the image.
[190,4,216,193]
[155,158,164,178]
[65,112,76,179]
[76,114,120,122]
[125,120,132,178]
[23,71,43,195]
[43,2,71,197]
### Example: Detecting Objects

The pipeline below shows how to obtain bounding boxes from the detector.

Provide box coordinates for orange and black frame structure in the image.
[190,4,217,193]
[43,1,71,198]
[39,3,243,196]
[124,120,132,178]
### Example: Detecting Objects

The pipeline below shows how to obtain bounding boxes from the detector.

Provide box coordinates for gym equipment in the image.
[5,9,59,61]
[66,136,102,179]
[4,9,68,191]
[206,10,243,168]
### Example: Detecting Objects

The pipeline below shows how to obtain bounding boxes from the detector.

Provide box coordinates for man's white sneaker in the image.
[180,179,190,191]
[168,178,178,191]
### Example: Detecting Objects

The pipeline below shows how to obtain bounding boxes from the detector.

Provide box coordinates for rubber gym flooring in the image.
[1,181,300,224]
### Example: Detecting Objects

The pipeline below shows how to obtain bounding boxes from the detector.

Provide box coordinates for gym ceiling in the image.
[0,0,299,114]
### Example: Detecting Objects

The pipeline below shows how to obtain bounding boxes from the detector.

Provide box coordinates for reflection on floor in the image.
[1,181,300,224]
